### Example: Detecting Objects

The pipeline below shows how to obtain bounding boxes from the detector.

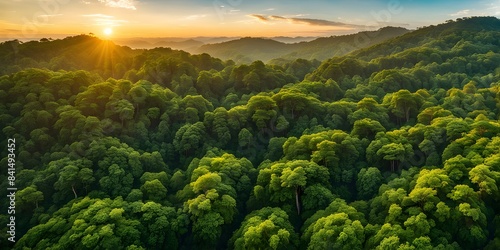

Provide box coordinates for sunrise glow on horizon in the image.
[1,0,499,40]
[103,27,113,36]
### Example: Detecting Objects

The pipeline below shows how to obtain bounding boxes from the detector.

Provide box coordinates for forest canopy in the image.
[1,16,500,249]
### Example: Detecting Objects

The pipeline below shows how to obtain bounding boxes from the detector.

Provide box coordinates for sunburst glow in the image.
[103,27,113,36]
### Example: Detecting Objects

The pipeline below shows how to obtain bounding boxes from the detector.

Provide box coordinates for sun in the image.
[103,27,113,36]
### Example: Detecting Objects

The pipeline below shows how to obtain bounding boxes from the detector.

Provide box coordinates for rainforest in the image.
[1,16,500,249]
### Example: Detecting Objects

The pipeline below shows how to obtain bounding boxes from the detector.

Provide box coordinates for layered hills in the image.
[195,27,409,63]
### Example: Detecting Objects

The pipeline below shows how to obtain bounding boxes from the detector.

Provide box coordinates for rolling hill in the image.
[308,16,500,82]
[196,27,409,63]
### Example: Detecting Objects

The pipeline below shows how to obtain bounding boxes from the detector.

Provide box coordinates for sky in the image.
[0,0,499,40]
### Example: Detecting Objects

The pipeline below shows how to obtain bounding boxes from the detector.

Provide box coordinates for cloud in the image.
[290,17,355,27]
[95,19,128,26]
[375,21,410,27]
[38,14,63,18]
[184,14,207,21]
[251,14,369,28]
[270,15,287,20]
[487,1,500,15]
[82,14,114,19]
[449,9,470,16]
[82,14,128,26]
[249,14,270,22]
[2,29,22,32]
[97,0,137,10]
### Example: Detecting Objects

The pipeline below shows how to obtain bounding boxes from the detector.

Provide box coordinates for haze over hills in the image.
[0,18,497,79]
[195,27,410,63]
[107,27,409,64]
[113,39,204,51]
[111,37,238,51]
[112,36,318,51]
[0,27,410,69]
[0,26,409,77]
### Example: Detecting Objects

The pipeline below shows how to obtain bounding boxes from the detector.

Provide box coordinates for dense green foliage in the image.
[1,17,500,249]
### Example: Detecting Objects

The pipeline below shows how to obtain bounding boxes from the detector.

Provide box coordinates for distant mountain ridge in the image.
[196,37,289,63]
[195,27,410,63]
[1,17,498,80]
[112,27,410,63]
[112,37,238,50]
[113,36,318,51]
[113,39,203,51]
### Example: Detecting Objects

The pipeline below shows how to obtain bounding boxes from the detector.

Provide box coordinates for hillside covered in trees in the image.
[1,16,500,249]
